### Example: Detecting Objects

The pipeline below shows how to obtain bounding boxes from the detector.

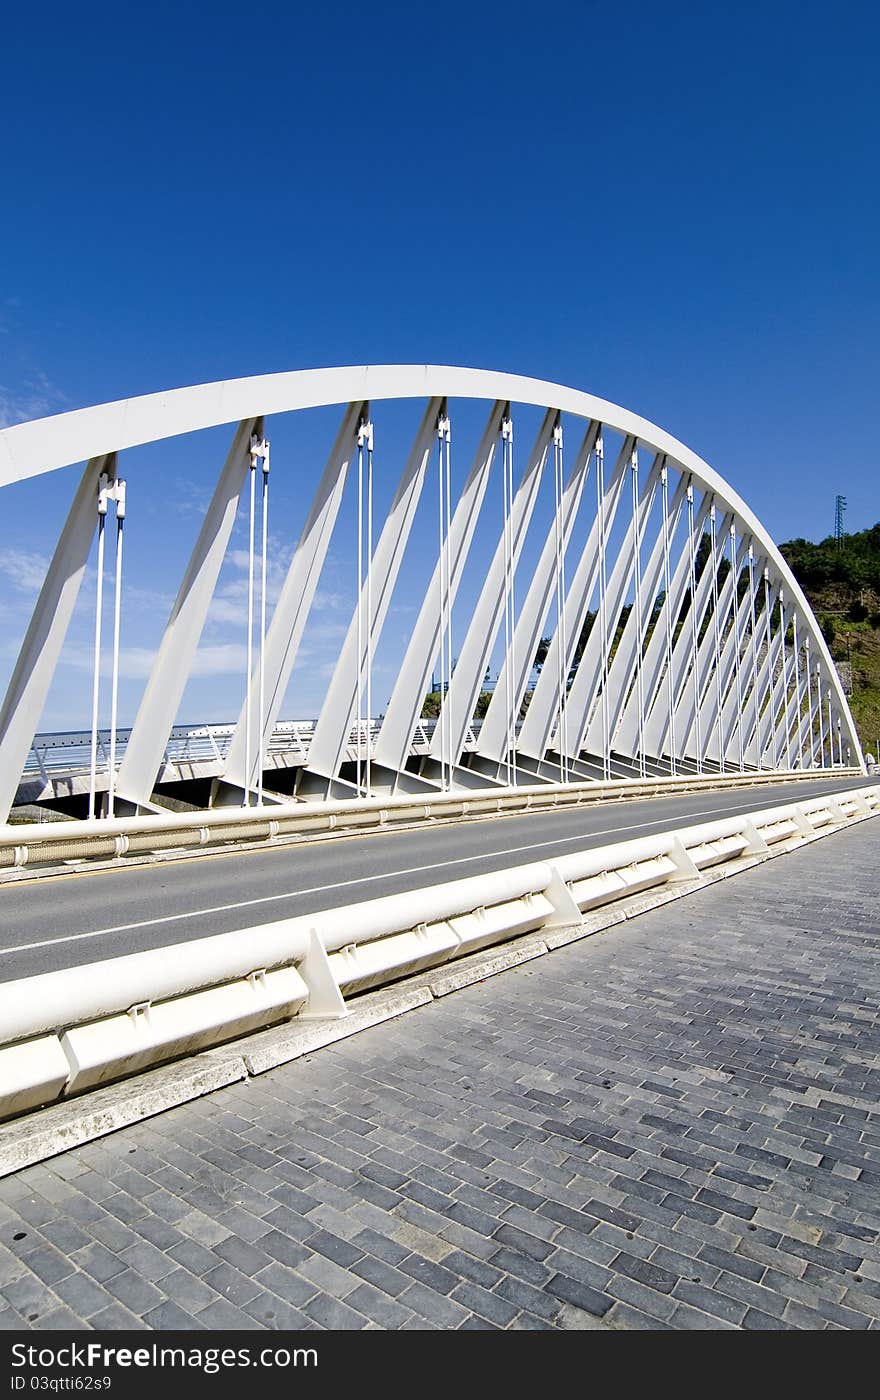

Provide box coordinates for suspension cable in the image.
[244,442,257,808]
[501,416,515,786]
[356,419,366,796]
[763,568,777,769]
[503,414,512,789]
[107,481,126,819]
[729,525,744,772]
[444,415,453,787]
[88,476,109,821]
[365,420,374,801]
[661,462,676,776]
[437,419,446,793]
[792,613,803,768]
[686,485,702,774]
[559,431,568,778]
[437,412,451,791]
[780,593,791,768]
[804,638,814,767]
[631,447,647,778]
[816,664,825,767]
[553,421,567,782]
[258,441,270,806]
[747,547,759,759]
[709,506,724,771]
[596,434,610,781]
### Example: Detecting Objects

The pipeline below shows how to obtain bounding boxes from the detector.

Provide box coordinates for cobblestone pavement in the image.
[1,821,879,1332]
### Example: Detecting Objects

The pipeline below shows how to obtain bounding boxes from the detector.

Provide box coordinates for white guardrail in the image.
[0,766,866,870]
[0,783,877,1123]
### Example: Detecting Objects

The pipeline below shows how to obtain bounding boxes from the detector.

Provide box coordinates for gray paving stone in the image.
[142,1300,205,1330]
[671,1301,738,1330]
[493,1272,562,1322]
[32,1306,92,1330]
[104,1269,165,1315]
[345,1281,414,1328]
[606,1271,677,1321]
[196,1298,263,1329]
[742,1306,796,1330]
[212,1235,273,1276]
[53,1272,114,1318]
[441,1249,503,1290]
[492,1223,555,1261]
[3,815,878,1333]
[349,1254,413,1297]
[159,1267,220,1314]
[88,1303,148,1330]
[551,1225,619,1267]
[783,1299,832,1329]
[301,1293,368,1330]
[23,1246,75,1286]
[166,1239,219,1275]
[119,1240,178,1283]
[202,1262,263,1307]
[607,1301,672,1330]
[305,1229,363,1268]
[39,1220,93,1254]
[546,1247,612,1292]
[297,1253,362,1299]
[397,1254,458,1293]
[1,1275,59,1323]
[396,1281,472,1328]
[243,1294,311,1329]
[258,1230,310,1270]
[711,1269,788,1318]
[175,1211,232,1247]
[546,1272,613,1317]
[352,1227,410,1266]
[449,1279,519,1327]
[611,1252,678,1294]
[250,1260,316,1308]
[673,1278,748,1325]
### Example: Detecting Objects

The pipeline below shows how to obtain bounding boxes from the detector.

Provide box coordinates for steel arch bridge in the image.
[0,366,864,822]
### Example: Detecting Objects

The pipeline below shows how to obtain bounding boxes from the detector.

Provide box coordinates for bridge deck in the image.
[1,818,878,1331]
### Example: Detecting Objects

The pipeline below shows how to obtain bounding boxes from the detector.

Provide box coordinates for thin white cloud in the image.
[55,644,157,682]
[0,372,69,428]
[56,641,253,681]
[191,643,251,677]
[313,590,348,611]
[0,548,49,593]
[207,596,249,627]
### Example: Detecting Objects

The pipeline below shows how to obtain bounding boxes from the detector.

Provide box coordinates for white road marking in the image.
[0,793,834,958]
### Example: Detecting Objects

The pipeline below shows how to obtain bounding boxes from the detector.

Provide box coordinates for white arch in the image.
[0,366,864,810]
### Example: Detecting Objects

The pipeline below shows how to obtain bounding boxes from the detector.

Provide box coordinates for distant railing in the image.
[23,717,486,785]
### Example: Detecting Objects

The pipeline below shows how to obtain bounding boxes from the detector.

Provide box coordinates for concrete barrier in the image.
[0,767,865,872]
[0,783,877,1123]
[62,966,309,1093]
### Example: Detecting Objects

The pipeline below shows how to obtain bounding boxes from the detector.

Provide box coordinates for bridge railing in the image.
[0,766,865,871]
[22,716,487,788]
[0,782,876,1132]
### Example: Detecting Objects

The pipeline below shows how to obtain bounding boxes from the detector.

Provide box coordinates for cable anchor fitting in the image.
[249,434,270,474]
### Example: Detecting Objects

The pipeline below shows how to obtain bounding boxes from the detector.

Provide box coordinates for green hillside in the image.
[779,523,880,760]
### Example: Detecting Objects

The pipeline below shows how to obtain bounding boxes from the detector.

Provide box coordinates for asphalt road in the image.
[1,774,875,982]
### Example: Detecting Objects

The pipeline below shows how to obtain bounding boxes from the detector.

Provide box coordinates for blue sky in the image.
[1,0,877,731]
